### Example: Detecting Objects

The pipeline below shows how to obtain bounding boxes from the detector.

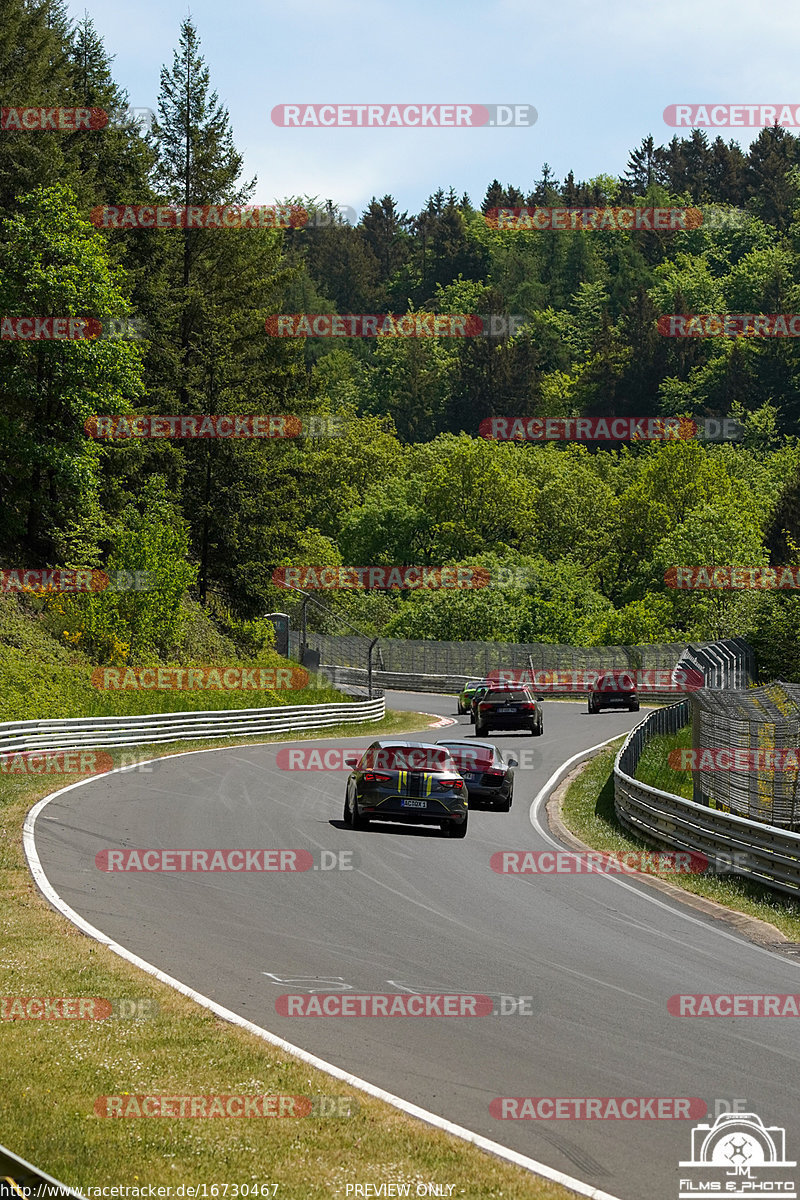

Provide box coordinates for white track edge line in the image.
[23,737,624,1200]
[529,735,800,967]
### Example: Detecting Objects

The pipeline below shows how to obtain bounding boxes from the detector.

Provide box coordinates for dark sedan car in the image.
[468,682,518,723]
[343,740,469,837]
[437,740,518,811]
[588,671,640,713]
[474,687,543,737]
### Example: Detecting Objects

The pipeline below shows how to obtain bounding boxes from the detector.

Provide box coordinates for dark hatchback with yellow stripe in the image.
[343,740,469,838]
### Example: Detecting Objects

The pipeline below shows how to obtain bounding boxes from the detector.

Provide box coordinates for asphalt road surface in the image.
[31,693,800,1199]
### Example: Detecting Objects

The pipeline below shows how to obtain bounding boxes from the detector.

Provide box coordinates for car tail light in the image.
[519,702,538,711]
[485,770,505,781]
[437,777,463,791]
[363,771,392,784]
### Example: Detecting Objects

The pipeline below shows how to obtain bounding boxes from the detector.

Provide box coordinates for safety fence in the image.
[690,682,800,827]
[301,635,756,698]
[614,702,800,899]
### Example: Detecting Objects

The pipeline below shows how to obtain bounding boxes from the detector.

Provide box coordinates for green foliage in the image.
[5,5,800,690]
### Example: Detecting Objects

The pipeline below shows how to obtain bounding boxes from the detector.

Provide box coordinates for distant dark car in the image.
[343,740,469,838]
[437,740,518,811]
[588,671,639,713]
[474,688,543,737]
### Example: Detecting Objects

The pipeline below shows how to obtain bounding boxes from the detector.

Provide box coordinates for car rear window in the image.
[485,690,531,701]
[362,746,454,772]
[597,673,635,689]
[441,746,495,771]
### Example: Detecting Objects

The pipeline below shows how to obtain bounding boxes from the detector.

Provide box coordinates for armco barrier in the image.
[0,697,385,756]
[326,665,701,702]
[614,702,800,900]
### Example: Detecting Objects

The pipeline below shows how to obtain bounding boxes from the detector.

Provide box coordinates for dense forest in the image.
[4,0,800,681]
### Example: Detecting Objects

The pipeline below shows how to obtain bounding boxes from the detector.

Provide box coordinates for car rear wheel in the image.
[343,793,352,825]
[588,696,598,713]
[533,717,543,736]
[475,721,487,737]
[447,814,468,838]
[497,795,511,812]
[629,701,640,711]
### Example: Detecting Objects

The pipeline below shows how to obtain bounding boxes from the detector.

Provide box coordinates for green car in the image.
[457,679,488,715]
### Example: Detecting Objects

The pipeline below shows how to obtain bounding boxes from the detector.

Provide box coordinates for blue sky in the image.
[74,0,800,218]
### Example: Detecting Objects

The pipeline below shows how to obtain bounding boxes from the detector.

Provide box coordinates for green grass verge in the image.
[1,711,576,1200]
[634,726,693,800]
[561,741,800,941]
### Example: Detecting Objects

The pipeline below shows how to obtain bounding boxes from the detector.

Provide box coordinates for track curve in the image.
[29,694,800,1200]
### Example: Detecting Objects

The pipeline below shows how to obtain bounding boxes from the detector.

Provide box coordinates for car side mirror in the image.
[536,695,544,703]
[343,752,360,768]
[507,754,519,767]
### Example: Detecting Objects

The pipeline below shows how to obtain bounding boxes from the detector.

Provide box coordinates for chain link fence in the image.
[690,682,800,828]
[292,632,755,697]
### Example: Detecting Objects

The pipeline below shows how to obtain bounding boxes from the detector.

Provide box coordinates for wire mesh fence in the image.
[689,682,800,829]
[292,631,754,696]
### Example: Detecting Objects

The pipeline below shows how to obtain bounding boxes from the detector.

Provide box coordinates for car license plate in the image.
[498,705,515,712]
[461,772,476,781]
[401,798,427,808]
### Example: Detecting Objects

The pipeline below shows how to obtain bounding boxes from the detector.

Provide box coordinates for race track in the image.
[30,694,800,1200]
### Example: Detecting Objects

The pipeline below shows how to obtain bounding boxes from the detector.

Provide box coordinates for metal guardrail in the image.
[0,697,385,755]
[614,702,800,900]
[325,666,712,702]
[0,1141,82,1198]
